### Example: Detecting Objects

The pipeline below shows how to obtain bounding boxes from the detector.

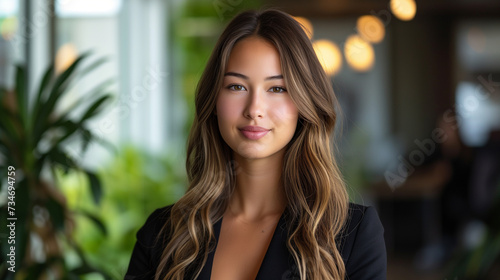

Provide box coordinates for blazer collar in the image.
[197,210,297,279]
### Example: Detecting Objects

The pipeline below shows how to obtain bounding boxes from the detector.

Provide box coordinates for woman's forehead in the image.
[224,37,282,81]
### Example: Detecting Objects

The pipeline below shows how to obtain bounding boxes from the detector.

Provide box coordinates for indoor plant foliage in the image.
[0,52,115,279]
[56,145,187,279]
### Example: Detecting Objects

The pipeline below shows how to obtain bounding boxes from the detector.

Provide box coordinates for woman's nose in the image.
[243,90,265,120]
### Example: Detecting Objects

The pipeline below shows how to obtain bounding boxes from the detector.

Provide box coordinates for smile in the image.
[239,129,270,140]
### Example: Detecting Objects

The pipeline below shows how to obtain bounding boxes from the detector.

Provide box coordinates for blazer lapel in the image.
[196,210,296,280]
[255,211,296,280]
[195,218,222,280]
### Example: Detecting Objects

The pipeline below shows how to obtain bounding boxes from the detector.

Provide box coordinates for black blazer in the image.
[125,203,387,280]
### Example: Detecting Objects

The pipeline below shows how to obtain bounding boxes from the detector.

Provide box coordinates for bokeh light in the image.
[55,43,78,74]
[312,39,342,76]
[390,0,417,21]
[344,35,375,72]
[357,15,385,44]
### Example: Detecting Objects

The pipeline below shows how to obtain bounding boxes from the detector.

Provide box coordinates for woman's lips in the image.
[239,129,270,140]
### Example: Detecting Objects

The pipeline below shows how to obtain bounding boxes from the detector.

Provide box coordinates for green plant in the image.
[57,145,187,279]
[0,52,115,279]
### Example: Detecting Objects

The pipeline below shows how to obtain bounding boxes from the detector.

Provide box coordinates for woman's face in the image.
[216,36,299,161]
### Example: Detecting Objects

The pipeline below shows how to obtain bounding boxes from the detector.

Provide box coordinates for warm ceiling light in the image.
[344,35,375,72]
[312,39,342,76]
[356,15,385,44]
[55,43,78,74]
[390,0,417,21]
[293,16,314,39]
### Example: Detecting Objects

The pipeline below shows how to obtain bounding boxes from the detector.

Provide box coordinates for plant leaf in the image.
[60,55,109,96]
[33,52,91,141]
[0,86,6,101]
[0,109,22,145]
[79,126,118,156]
[46,78,115,131]
[14,65,27,131]
[76,56,109,78]
[32,64,55,130]
[80,126,93,153]
[45,197,66,231]
[84,170,102,205]
[49,119,83,149]
[79,94,113,124]
[75,209,107,236]
[67,238,114,279]
[47,148,78,174]
[90,132,118,155]
[35,64,55,105]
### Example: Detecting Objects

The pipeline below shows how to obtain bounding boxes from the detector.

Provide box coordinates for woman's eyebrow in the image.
[224,71,283,81]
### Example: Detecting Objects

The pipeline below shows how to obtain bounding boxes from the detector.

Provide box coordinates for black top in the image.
[124,203,387,280]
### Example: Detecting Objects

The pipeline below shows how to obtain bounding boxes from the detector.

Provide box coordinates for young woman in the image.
[125,8,386,280]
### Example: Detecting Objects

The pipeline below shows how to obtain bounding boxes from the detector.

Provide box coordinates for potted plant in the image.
[0,51,115,279]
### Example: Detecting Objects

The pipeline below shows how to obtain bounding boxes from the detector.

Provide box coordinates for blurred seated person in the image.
[469,129,500,225]
[375,111,476,271]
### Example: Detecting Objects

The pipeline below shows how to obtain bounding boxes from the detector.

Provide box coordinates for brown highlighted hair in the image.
[155,7,349,280]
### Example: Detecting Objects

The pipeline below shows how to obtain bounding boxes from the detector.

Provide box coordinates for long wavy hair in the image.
[154,7,349,280]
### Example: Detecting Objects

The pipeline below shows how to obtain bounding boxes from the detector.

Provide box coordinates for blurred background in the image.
[1,0,500,279]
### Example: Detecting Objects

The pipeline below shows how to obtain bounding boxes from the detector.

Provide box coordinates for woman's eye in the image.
[270,87,287,93]
[226,85,286,93]
[228,84,246,91]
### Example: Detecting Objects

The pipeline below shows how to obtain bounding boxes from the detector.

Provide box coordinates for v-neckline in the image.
[207,210,287,280]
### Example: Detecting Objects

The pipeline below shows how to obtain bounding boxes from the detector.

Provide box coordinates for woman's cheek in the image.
[216,95,244,130]
[272,100,299,123]
[218,97,241,119]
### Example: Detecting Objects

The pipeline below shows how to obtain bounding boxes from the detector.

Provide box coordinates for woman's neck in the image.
[228,151,287,222]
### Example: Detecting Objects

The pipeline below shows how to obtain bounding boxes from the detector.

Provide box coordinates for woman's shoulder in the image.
[134,203,175,248]
[337,202,387,279]
[140,203,174,227]
[144,203,175,223]
[344,202,378,229]
[338,202,385,251]
[140,202,383,241]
